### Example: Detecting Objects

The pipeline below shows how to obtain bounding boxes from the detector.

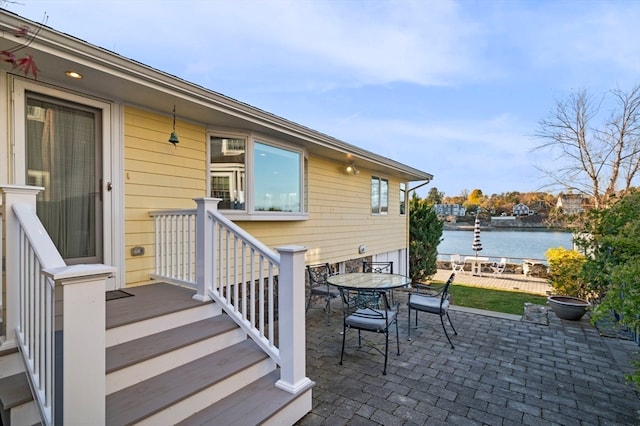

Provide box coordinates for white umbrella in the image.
[472,214,482,258]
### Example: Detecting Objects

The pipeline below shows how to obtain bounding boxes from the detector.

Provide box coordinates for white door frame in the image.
[11,77,122,290]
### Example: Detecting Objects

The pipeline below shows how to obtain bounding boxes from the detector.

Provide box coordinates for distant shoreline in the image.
[444,223,569,232]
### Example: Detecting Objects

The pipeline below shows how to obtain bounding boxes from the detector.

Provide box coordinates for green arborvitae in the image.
[409,193,443,283]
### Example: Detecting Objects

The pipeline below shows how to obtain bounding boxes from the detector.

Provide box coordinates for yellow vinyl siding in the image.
[238,156,406,266]
[122,109,407,285]
[124,106,206,285]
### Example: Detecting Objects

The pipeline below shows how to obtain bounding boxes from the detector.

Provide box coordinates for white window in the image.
[371,176,389,215]
[210,136,246,210]
[253,141,301,212]
[209,134,307,219]
[400,182,406,215]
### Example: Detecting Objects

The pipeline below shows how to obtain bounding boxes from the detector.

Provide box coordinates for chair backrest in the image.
[450,254,462,264]
[439,273,455,307]
[362,261,393,274]
[499,257,507,265]
[340,288,391,314]
[306,263,331,286]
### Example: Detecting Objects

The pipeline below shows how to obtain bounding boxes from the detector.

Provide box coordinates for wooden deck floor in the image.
[106,282,205,329]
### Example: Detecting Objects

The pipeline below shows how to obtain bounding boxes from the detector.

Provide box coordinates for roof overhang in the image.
[0,10,432,182]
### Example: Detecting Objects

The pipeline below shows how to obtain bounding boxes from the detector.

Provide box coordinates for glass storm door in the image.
[25,94,103,264]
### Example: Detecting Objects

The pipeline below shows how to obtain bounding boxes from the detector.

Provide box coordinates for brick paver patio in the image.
[297,273,640,425]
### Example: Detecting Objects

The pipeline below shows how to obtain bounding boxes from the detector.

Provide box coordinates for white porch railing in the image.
[1,185,114,425]
[149,209,197,287]
[151,198,312,394]
[12,200,62,425]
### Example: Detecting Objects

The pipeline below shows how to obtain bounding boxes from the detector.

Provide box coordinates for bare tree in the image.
[533,85,640,208]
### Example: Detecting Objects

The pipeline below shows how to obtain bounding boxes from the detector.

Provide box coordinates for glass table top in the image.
[327,272,411,290]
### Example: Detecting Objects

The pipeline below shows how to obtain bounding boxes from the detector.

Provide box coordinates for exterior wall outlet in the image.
[358,244,366,254]
[131,246,145,256]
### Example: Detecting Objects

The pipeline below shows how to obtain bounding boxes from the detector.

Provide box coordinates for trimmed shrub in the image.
[545,247,587,298]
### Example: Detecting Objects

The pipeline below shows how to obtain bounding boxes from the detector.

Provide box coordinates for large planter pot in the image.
[547,295,591,321]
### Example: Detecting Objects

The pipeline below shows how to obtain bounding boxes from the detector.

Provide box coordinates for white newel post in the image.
[1,185,44,348]
[194,197,221,301]
[43,264,115,425]
[275,245,314,394]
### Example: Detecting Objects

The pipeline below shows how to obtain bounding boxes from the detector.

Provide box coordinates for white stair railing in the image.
[151,198,312,394]
[1,185,114,425]
[198,198,282,361]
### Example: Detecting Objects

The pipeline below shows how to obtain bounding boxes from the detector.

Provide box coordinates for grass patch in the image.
[448,284,547,316]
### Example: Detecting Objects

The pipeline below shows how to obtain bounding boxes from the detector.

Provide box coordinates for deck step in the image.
[106,314,246,393]
[106,282,220,347]
[105,339,275,426]
[0,351,24,379]
[0,373,32,412]
[0,372,41,426]
[177,369,313,426]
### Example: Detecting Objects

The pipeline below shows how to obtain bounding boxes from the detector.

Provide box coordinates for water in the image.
[437,229,573,262]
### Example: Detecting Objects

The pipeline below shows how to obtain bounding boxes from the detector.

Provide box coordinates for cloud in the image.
[481,1,640,85]
[6,0,638,197]
[80,0,491,89]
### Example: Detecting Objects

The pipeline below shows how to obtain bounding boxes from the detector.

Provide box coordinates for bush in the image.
[545,247,587,298]
[409,194,443,283]
[576,190,640,387]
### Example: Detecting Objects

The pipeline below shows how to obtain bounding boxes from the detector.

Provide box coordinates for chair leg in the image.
[340,324,346,365]
[324,296,331,325]
[394,318,400,355]
[440,314,455,349]
[407,307,412,341]
[446,311,458,335]
[383,326,389,375]
[305,293,312,312]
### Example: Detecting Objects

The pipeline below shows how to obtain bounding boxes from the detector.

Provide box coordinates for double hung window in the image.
[371,176,389,215]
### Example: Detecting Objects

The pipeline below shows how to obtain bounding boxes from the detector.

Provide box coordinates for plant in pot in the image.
[545,247,590,320]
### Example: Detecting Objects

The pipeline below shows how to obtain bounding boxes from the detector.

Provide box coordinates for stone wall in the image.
[437,260,549,279]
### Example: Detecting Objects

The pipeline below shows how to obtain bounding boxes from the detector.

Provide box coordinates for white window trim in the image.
[371,176,389,215]
[11,76,123,289]
[207,131,308,221]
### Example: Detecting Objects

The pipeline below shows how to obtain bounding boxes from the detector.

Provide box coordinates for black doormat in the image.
[106,290,134,301]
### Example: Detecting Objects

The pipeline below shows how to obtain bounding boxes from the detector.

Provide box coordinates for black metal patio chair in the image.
[407,272,457,348]
[306,263,340,325]
[339,288,400,375]
[362,260,393,274]
[362,260,395,304]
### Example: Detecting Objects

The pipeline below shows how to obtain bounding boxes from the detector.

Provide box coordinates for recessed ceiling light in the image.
[65,71,83,79]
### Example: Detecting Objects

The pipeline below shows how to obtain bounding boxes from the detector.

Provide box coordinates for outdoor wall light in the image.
[168,105,179,146]
[65,70,83,79]
[345,163,359,175]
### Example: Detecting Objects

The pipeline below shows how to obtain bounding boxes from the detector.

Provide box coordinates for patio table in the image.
[326,272,411,291]
[464,256,489,276]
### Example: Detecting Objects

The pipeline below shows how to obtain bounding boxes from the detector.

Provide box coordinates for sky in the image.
[4,0,639,198]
